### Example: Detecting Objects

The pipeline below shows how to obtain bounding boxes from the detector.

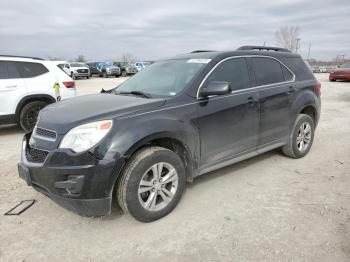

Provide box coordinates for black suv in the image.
[18,46,321,222]
[113,62,138,77]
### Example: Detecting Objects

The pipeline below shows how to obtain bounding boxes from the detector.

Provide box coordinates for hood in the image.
[38,94,165,134]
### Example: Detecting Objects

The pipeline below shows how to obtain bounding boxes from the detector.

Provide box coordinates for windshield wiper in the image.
[118,91,152,98]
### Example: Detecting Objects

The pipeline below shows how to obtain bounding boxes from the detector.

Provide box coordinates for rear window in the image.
[15,62,49,78]
[252,57,284,86]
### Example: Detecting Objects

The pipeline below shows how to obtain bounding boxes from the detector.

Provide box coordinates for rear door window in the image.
[281,65,294,81]
[0,61,7,79]
[0,61,21,79]
[7,62,21,78]
[15,62,49,78]
[206,57,250,91]
[252,57,285,86]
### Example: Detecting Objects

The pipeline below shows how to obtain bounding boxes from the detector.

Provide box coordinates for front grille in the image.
[77,69,88,73]
[26,146,49,163]
[35,127,56,140]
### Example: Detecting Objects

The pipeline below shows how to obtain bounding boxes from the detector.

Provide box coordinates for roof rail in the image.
[190,50,215,53]
[237,46,291,53]
[0,55,45,60]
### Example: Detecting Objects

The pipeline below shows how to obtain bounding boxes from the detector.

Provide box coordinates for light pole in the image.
[295,38,301,53]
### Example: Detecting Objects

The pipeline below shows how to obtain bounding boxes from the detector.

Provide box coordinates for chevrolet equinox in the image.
[18,46,321,222]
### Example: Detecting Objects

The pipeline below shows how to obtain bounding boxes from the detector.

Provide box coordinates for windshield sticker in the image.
[169,92,177,96]
[187,59,211,64]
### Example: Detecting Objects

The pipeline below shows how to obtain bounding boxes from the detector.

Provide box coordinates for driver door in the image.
[195,57,260,167]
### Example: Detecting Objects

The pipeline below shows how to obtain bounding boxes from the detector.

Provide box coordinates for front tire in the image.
[117,147,186,222]
[282,114,315,158]
[19,101,48,132]
[103,72,108,78]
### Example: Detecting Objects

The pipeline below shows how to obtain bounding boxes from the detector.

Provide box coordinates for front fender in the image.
[106,113,200,171]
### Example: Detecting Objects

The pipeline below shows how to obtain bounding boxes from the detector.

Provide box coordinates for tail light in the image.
[63,81,75,88]
[315,80,321,94]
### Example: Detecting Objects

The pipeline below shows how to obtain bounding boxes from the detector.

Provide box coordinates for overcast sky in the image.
[0,0,349,61]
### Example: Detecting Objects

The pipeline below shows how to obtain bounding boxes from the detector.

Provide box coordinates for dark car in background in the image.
[18,46,321,222]
[329,63,350,81]
[113,62,138,76]
[87,62,121,78]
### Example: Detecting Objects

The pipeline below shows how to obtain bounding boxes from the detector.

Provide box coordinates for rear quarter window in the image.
[280,57,314,81]
[15,62,49,78]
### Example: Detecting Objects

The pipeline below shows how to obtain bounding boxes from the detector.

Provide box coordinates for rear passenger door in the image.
[196,57,260,167]
[251,57,295,146]
[0,61,26,116]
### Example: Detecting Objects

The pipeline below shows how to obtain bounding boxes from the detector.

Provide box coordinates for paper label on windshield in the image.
[187,59,211,64]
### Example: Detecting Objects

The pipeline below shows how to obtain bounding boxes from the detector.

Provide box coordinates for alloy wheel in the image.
[296,122,312,152]
[138,162,178,212]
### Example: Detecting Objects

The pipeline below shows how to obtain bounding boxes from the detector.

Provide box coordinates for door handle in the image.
[287,86,297,94]
[5,85,17,89]
[247,97,255,106]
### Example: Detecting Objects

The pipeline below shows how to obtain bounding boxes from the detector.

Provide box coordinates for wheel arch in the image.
[15,94,56,122]
[123,133,196,182]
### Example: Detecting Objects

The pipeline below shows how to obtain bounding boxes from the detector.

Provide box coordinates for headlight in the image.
[59,120,113,153]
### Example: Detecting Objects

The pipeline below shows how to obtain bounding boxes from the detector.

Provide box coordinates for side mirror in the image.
[199,81,231,98]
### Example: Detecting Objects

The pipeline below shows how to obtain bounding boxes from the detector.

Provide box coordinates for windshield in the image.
[70,63,87,67]
[340,63,350,69]
[115,59,207,98]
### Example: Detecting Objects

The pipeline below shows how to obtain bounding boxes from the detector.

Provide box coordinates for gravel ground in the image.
[0,74,349,262]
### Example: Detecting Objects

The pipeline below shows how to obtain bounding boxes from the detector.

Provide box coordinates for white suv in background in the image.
[0,55,76,131]
[59,62,90,79]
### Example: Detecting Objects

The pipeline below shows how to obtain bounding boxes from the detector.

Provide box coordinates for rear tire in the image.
[19,101,48,132]
[117,147,186,222]
[282,114,315,159]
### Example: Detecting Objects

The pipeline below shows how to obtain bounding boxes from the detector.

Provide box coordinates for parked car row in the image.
[57,61,152,79]
[311,65,338,74]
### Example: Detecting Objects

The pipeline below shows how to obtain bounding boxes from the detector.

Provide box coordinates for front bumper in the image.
[106,69,121,76]
[18,133,125,217]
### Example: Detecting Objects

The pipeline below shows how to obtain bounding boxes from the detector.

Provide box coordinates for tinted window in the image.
[280,57,314,81]
[0,61,21,79]
[0,61,7,79]
[253,57,284,85]
[207,58,250,90]
[15,62,49,78]
[7,62,21,78]
[281,65,293,81]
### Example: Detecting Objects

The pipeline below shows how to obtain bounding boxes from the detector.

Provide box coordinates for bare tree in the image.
[75,54,86,62]
[120,53,137,64]
[275,26,300,52]
[47,56,64,61]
